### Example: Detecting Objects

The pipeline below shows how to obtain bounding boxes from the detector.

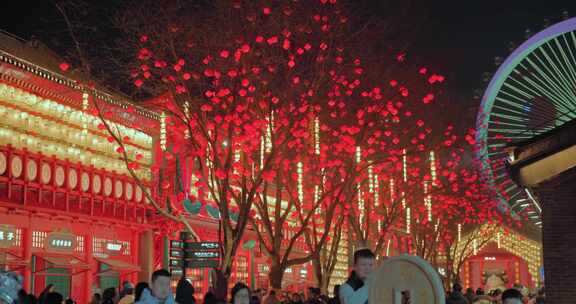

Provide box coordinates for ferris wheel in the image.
[476,17,576,228]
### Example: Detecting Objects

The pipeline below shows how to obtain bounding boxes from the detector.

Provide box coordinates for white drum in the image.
[368,255,445,304]
[11,156,22,178]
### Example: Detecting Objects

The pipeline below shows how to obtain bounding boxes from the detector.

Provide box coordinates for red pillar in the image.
[479,259,484,290]
[22,226,33,292]
[84,233,93,304]
[132,230,139,284]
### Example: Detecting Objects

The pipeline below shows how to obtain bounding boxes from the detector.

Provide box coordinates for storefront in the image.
[0,32,158,303]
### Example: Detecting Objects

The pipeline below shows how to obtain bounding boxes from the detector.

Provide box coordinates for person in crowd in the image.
[501,289,523,304]
[134,283,149,303]
[328,285,340,304]
[102,287,117,304]
[90,293,102,304]
[231,282,250,304]
[339,249,375,304]
[291,293,304,304]
[38,284,55,304]
[263,290,279,304]
[472,293,491,304]
[18,289,28,303]
[401,291,410,304]
[305,288,322,304]
[250,295,261,304]
[533,288,544,304]
[175,278,196,304]
[25,294,39,304]
[44,292,64,304]
[0,270,22,304]
[119,282,131,300]
[136,269,175,304]
[445,283,469,304]
[119,282,135,304]
[465,288,476,304]
[203,291,216,304]
[491,289,502,303]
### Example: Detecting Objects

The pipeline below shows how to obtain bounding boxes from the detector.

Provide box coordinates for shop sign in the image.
[183,242,220,268]
[184,259,219,268]
[46,231,76,252]
[185,251,219,259]
[169,259,183,268]
[170,240,183,248]
[170,268,183,277]
[183,242,219,251]
[104,241,123,255]
[170,249,183,258]
[0,225,16,248]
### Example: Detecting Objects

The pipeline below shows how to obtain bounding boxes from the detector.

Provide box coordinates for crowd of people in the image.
[445,283,545,304]
[0,248,545,304]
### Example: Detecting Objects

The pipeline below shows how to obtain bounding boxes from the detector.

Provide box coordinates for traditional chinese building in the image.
[0,31,330,301]
[0,30,162,303]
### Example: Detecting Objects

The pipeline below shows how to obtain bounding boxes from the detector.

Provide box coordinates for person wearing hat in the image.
[118,282,136,304]
[0,271,22,304]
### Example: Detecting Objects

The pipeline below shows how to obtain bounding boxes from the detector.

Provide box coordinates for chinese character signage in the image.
[0,225,16,248]
[104,242,123,255]
[46,231,76,252]
[170,237,220,271]
[183,242,219,251]
[183,242,220,268]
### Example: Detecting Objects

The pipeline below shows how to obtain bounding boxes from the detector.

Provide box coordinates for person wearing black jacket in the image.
[445,284,469,304]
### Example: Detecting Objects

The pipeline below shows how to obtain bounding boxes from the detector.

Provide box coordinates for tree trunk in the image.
[269,263,285,290]
[212,268,230,300]
[312,256,325,292]
[319,274,331,296]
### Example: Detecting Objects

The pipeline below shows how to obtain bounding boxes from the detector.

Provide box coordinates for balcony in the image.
[0,145,155,224]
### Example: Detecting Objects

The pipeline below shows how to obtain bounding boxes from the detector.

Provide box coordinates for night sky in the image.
[3,0,576,104]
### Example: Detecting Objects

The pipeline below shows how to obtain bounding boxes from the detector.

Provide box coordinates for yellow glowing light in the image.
[406,207,411,234]
[0,84,152,147]
[390,179,395,202]
[265,113,273,153]
[430,150,437,184]
[260,135,265,169]
[368,164,374,193]
[314,116,320,155]
[358,185,364,226]
[402,148,407,182]
[297,162,304,202]
[314,185,321,216]
[160,111,167,151]
[424,181,432,222]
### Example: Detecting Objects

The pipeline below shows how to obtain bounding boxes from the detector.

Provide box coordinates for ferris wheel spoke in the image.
[524,56,576,112]
[476,18,576,227]
[533,49,576,107]
[490,111,529,123]
[519,61,574,113]
[517,58,569,107]
[565,32,576,79]
[550,37,576,88]
[539,41,576,92]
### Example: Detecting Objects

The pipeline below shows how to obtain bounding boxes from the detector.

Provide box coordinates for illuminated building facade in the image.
[0,32,322,300]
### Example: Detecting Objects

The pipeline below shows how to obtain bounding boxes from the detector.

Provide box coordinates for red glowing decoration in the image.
[59,62,69,72]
